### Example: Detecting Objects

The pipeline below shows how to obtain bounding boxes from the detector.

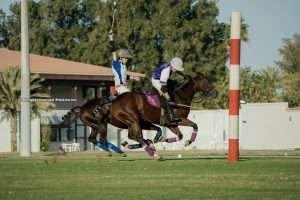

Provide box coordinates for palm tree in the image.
[256,67,281,102]
[281,72,300,107]
[0,66,55,152]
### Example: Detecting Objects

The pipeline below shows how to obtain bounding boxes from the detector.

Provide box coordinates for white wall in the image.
[240,102,300,149]
[117,110,228,151]
[0,110,40,153]
[113,102,300,150]
[0,112,11,152]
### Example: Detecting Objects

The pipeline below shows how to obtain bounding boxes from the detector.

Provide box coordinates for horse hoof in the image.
[121,141,128,147]
[149,144,156,151]
[120,153,127,157]
[154,136,165,143]
[88,138,97,145]
[184,140,191,147]
[154,155,164,161]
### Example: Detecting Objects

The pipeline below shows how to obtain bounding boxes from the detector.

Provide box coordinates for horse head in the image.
[192,73,217,98]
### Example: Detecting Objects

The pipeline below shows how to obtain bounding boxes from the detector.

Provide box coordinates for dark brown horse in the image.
[96,73,216,148]
[61,97,162,156]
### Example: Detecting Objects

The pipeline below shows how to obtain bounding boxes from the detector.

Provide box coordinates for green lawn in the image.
[0,150,300,200]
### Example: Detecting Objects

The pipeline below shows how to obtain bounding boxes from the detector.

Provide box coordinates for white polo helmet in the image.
[170,57,184,71]
[117,49,132,58]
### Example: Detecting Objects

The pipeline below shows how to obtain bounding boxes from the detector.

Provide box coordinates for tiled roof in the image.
[0,48,144,79]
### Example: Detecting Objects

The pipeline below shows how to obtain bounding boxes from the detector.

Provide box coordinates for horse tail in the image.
[61,106,81,126]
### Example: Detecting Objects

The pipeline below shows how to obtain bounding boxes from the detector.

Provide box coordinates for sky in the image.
[217,0,300,70]
[0,0,300,71]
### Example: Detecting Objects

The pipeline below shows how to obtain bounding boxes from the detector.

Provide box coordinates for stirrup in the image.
[170,118,181,123]
[162,119,179,126]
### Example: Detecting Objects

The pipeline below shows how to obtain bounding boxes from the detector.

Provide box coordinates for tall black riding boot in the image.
[164,101,181,124]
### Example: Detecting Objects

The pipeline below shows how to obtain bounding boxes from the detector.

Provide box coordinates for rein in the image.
[169,102,201,110]
[170,75,208,107]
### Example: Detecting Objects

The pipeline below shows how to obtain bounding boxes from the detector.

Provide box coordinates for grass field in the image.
[0,150,300,200]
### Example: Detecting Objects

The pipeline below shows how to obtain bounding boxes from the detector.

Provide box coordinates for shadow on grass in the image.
[240,156,300,160]
[117,156,228,162]
[117,156,300,162]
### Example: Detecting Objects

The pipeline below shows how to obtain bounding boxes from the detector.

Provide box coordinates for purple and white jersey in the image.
[152,64,171,85]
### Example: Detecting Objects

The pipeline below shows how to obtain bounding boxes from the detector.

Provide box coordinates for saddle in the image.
[144,91,179,125]
[144,92,161,108]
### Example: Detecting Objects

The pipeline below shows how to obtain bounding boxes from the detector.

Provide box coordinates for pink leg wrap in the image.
[166,137,177,143]
[190,132,197,142]
[144,145,155,157]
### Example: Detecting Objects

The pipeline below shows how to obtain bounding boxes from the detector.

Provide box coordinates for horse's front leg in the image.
[164,118,198,146]
[177,118,198,146]
[164,126,183,143]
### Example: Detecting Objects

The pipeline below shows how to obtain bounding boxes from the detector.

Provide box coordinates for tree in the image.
[0,67,55,152]
[256,67,281,102]
[2,0,246,76]
[3,0,96,61]
[280,72,300,107]
[110,0,231,78]
[0,0,250,109]
[276,34,300,107]
[0,9,8,47]
[36,0,96,61]
[276,34,300,73]
[239,67,281,103]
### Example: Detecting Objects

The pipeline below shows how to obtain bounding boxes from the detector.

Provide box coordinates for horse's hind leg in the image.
[80,111,107,143]
[88,128,98,144]
[120,116,159,158]
[95,123,125,156]
[80,116,113,154]
[84,119,106,145]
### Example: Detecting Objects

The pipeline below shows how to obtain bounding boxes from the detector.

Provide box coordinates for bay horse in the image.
[61,97,162,157]
[95,73,216,150]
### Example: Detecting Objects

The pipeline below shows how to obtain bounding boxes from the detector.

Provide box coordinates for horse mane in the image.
[167,72,212,102]
[167,75,193,101]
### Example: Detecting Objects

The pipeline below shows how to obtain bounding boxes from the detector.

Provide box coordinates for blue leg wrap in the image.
[95,142,110,152]
[107,142,123,154]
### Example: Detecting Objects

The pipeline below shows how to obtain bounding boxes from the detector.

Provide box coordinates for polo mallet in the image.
[108,1,118,42]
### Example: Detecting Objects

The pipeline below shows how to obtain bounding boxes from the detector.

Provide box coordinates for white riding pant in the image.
[151,78,163,94]
[116,85,130,95]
